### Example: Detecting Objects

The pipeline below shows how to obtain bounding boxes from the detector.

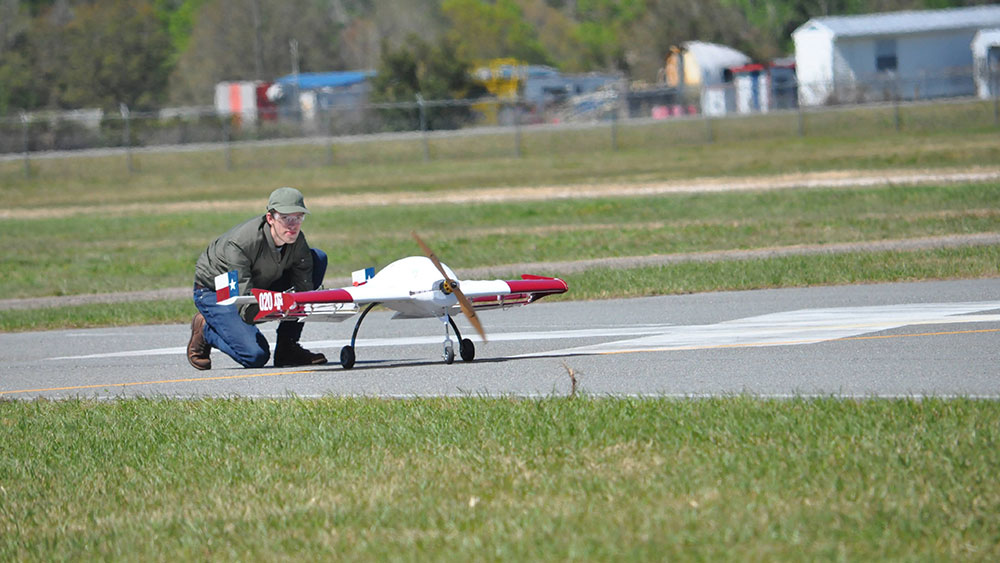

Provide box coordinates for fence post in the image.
[417,94,430,162]
[120,103,134,173]
[513,99,522,158]
[893,97,901,132]
[611,78,625,151]
[893,77,901,133]
[611,103,618,152]
[222,117,233,171]
[326,109,335,166]
[20,111,30,178]
[610,110,618,151]
[993,70,999,127]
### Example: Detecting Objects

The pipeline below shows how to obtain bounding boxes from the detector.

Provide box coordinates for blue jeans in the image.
[193,248,327,368]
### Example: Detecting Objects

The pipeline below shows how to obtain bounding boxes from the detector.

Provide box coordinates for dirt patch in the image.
[5,166,1000,220]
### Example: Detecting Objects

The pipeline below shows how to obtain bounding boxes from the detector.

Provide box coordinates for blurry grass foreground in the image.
[1,396,998,560]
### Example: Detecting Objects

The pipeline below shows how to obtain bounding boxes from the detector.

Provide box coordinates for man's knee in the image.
[243,352,270,369]
[235,339,270,368]
[226,331,271,368]
[311,248,328,288]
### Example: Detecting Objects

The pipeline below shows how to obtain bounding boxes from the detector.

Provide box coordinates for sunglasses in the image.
[273,212,305,226]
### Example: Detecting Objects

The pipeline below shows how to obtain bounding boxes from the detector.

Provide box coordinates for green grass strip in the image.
[3,182,1000,299]
[1,396,997,560]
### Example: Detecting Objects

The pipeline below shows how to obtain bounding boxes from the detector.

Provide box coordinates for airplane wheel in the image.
[460,338,475,362]
[444,343,455,365]
[340,345,356,370]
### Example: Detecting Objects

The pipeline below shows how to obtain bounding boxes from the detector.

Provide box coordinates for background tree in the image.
[60,0,172,110]
[623,0,767,81]
[168,0,399,105]
[518,0,588,71]
[0,0,33,113]
[1,0,172,111]
[0,0,30,54]
[442,0,551,65]
[370,34,487,130]
[1,0,995,113]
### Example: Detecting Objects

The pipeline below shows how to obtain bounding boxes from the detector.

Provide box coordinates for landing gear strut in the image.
[338,304,476,369]
[339,302,377,370]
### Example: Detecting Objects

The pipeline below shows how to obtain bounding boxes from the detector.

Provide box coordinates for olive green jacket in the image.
[194,215,314,321]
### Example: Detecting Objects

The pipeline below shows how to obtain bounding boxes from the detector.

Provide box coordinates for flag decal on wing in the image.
[215,270,239,302]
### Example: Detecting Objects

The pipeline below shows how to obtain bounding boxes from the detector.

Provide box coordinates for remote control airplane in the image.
[216,233,568,369]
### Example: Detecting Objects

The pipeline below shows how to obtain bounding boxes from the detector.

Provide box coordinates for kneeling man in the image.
[187,187,328,370]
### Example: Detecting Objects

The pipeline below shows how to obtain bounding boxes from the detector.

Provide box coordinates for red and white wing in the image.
[251,274,567,322]
[251,287,361,323]
[251,276,418,322]
[250,254,568,323]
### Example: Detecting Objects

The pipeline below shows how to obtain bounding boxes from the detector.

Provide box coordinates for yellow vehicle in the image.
[472,58,525,124]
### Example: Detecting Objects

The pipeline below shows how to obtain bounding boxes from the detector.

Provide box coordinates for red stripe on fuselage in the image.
[505,277,568,294]
[293,288,355,303]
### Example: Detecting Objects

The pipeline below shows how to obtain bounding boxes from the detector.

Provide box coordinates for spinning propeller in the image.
[412,231,487,342]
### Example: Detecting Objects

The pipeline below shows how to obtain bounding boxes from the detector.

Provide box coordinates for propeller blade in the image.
[412,232,448,280]
[412,231,487,342]
[452,285,487,342]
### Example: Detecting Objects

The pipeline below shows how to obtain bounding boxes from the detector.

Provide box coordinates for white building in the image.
[792,5,1000,106]
[662,41,751,116]
[972,29,1000,99]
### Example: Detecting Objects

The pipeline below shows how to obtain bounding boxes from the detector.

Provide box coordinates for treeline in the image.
[0,0,990,114]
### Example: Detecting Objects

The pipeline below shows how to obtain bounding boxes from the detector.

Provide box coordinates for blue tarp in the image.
[274,71,375,90]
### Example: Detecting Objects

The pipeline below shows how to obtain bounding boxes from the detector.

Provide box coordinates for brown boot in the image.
[187,313,212,370]
[274,341,327,367]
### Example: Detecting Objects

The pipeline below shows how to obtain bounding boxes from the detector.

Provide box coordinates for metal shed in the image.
[662,41,750,115]
[792,5,1000,106]
[972,29,1000,99]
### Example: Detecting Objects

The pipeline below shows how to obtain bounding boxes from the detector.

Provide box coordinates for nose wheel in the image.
[444,315,475,363]
[340,345,356,369]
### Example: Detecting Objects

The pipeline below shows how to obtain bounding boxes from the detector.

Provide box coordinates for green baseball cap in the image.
[266,187,310,214]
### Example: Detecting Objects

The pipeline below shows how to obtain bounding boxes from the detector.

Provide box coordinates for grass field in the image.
[2,171,998,331]
[2,105,1000,559]
[2,397,999,560]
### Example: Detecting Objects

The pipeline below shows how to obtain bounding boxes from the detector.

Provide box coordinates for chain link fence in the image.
[1,68,998,177]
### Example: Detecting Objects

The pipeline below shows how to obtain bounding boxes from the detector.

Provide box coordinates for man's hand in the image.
[239,303,260,324]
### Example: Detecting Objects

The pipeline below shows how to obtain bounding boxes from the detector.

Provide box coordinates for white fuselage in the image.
[344,256,468,319]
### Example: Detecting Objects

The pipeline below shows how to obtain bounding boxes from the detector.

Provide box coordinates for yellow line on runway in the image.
[4,329,998,396]
[0,369,318,396]
[841,328,1000,341]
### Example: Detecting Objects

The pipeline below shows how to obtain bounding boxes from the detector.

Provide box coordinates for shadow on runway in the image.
[298,352,591,373]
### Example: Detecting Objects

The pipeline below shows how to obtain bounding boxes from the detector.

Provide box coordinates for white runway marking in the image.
[521,302,1000,357]
[48,325,674,360]
[49,302,1000,362]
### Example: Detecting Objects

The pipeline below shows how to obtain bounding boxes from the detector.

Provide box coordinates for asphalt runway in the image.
[2,279,998,400]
